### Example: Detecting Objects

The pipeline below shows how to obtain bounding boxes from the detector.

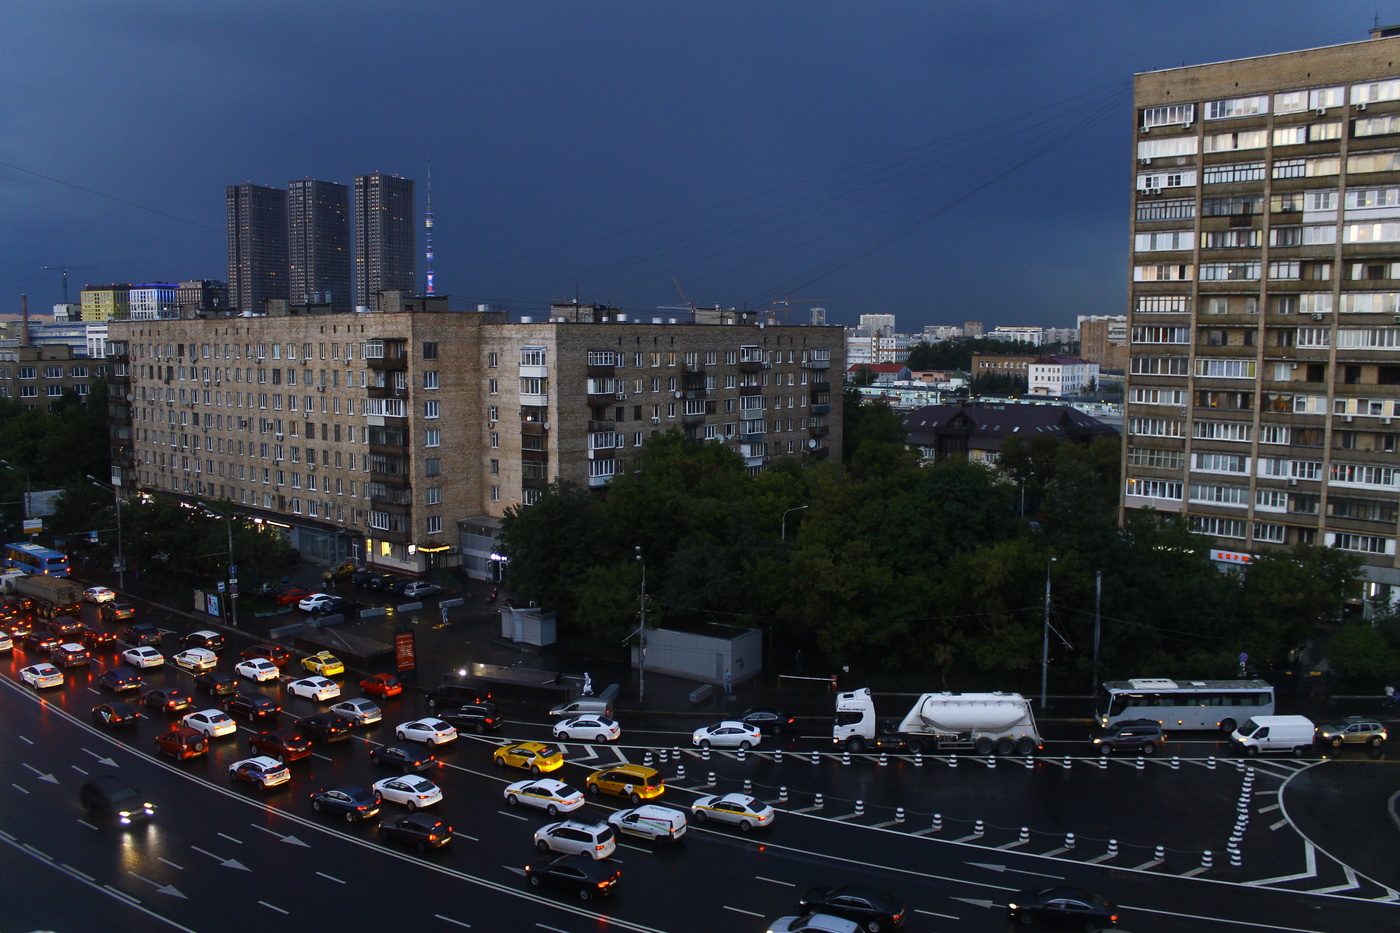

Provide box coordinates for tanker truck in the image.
[14,573,83,618]
[832,687,1043,756]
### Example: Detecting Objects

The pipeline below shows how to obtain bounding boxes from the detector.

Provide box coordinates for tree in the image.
[1325,620,1400,690]
[842,389,918,478]
[1238,545,1362,664]
[498,480,614,619]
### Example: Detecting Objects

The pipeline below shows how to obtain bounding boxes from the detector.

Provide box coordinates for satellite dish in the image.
[807,439,818,449]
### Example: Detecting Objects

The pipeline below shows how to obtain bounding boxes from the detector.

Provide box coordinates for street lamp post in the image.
[781,505,808,542]
[1020,471,1035,518]
[635,546,647,705]
[85,475,125,591]
[1040,557,1057,709]
[199,502,238,629]
[0,459,32,532]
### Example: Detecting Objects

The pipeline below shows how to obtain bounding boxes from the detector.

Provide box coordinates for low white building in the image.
[1028,356,1099,396]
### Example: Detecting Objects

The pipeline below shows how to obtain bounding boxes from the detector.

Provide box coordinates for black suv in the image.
[437,702,504,734]
[80,775,154,825]
[1091,718,1164,755]
[121,623,162,646]
[425,682,492,710]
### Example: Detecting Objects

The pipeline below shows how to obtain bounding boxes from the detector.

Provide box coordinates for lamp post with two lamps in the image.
[84,475,125,591]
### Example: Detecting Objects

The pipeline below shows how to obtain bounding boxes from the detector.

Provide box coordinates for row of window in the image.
[1140,80,1400,131]
[0,365,92,379]
[0,384,89,399]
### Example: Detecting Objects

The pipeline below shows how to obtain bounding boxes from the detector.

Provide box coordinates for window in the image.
[1126,479,1183,500]
[1253,523,1286,543]
[1201,229,1260,249]
[1274,90,1307,114]
[424,458,441,477]
[1205,95,1267,120]
[424,400,440,419]
[1135,296,1190,315]
[1203,195,1264,216]
[488,379,498,394]
[1193,452,1249,474]
[426,515,442,534]
[520,377,547,396]
[1141,104,1195,129]
[1203,162,1265,185]
[1204,130,1266,152]
[1137,136,1198,159]
[1193,420,1251,441]
[1348,150,1400,174]
[1128,417,1184,437]
[1133,264,1192,282]
[1308,121,1343,141]
[1272,158,1306,179]
[1340,292,1400,314]
[1136,198,1195,222]
[1127,446,1185,469]
[519,348,546,366]
[425,487,441,505]
[423,371,439,389]
[1135,230,1193,251]
[1272,126,1307,146]
[1189,483,1248,504]
[424,429,440,447]
[1130,355,1190,375]
[1332,533,1393,554]
[1199,262,1260,281]
[1190,516,1247,539]
[422,341,438,360]
[490,485,500,502]
[489,432,499,448]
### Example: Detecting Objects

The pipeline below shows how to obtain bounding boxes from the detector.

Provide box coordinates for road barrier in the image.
[841,750,850,766]
[643,751,653,767]
[1135,756,1145,770]
[774,748,783,763]
[1019,826,1030,844]
[974,819,984,836]
[1201,850,1214,871]
[779,786,788,801]
[1207,756,1216,769]
[1155,845,1165,862]
[815,793,824,808]
[947,756,957,768]
[701,747,710,761]
[878,752,888,767]
[854,800,864,816]
[895,807,905,823]
[676,763,686,780]
[737,746,746,762]
[1229,845,1242,868]
[438,597,465,609]
[1065,832,1076,850]
[1171,756,1180,770]
[914,752,922,768]
[1107,839,1118,858]
[743,779,752,794]
[932,813,942,832]
[707,771,716,786]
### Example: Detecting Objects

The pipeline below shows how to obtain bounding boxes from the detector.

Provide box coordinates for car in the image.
[321,560,359,583]
[523,854,620,901]
[228,756,292,788]
[378,813,453,851]
[120,622,162,646]
[370,744,438,773]
[553,714,621,743]
[122,646,165,669]
[50,615,84,636]
[504,779,585,816]
[97,666,143,692]
[401,581,442,599]
[301,651,345,676]
[493,742,564,774]
[425,681,491,709]
[91,700,139,729]
[1316,717,1388,748]
[0,631,10,653]
[183,709,238,738]
[249,729,313,762]
[692,721,762,749]
[273,587,313,606]
[173,647,219,672]
[181,630,227,651]
[741,707,797,735]
[373,774,444,809]
[20,662,64,689]
[1007,887,1119,930]
[437,702,502,734]
[318,596,363,616]
[288,676,341,701]
[798,885,907,932]
[194,670,239,696]
[296,712,354,743]
[691,793,775,831]
[586,764,664,804]
[50,642,91,669]
[366,573,400,592]
[22,630,62,654]
[766,915,861,933]
[79,621,118,648]
[534,819,616,859]
[606,805,688,844]
[395,718,458,746]
[310,785,381,822]
[83,586,116,604]
[100,600,136,623]
[80,775,154,826]
[2,614,33,638]
[223,693,282,721]
[360,673,403,697]
[154,725,209,760]
[141,688,194,713]
[297,593,337,612]
[1091,719,1164,755]
[350,568,380,587]
[330,697,383,725]
[235,658,281,682]
[240,643,292,667]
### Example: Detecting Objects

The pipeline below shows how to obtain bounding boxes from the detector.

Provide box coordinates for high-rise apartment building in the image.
[1123,28,1400,596]
[289,179,351,314]
[227,183,289,316]
[353,174,415,311]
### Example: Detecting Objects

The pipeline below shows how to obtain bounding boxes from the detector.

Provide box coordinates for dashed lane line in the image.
[722,906,764,918]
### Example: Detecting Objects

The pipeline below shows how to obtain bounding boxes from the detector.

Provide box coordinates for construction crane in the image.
[40,265,97,304]
[760,295,828,324]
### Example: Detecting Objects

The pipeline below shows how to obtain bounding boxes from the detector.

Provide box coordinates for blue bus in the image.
[4,542,71,577]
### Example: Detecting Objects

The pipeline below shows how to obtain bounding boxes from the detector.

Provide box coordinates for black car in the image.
[1008,887,1119,931]
[2,613,34,638]
[310,784,381,821]
[297,712,353,743]
[224,693,283,721]
[141,688,194,713]
[181,630,227,651]
[437,702,503,734]
[97,666,143,692]
[121,623,162,646]
[798,884,906,932]
[425,682,492,709]
[50,615,83,636]
[100,600,137,622]
[378,813,452,851]
[524,854,620,901]
[1090,719,1164,756]
[366,573,400,591]
[194,671,238,696]
[350,569,379,587]
[741,707,796,736]
[21,630,61,654]
[79,621,118,649]
[91,700,139,729]
[249,729,313,762]
[369,744,438,773]
[80,775,154,825]
[320,596,363,615]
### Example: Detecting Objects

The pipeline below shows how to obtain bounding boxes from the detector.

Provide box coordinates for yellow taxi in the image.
[302,651,345,676]
[493,741,564,774]
[585,764,664,804]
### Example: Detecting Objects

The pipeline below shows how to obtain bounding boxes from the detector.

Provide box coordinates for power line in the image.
[0,160,222,234]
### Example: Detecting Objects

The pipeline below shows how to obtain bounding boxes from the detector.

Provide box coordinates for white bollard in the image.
[1171,756,1180,770]
[677,763,686,780]
[914,752,922,767]
[842,750,851,766]
[737,746,746,762]
[878,752,888,767]
[1065,832,1076,849]
[1107,839,1118,858]
[1201,850,1213,870]
[707,771,716,786]
[1155,845,1166,862]
[814,793,824,808]
[855,799,865,816]
[932,813,943,832]
[774,748,783,763]
[895,806,905,823]
[743,779,752,795]
[974,819,984,836]
[1019,826,1030,844]
[1207,756,1216,769]
[812,750,820,765]
[779,786,788,801]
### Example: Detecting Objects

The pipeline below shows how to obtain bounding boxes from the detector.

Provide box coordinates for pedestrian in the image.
[582,672,593,696]
[795,649,803,674]
[724,669,732,695]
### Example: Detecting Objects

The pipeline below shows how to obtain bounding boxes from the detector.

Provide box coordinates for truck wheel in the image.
[907,739,924,755]
[1219,718,1236,734]
[974,737,995,757]
[845,737,866,754]
[1015,737,1037,757]
[994,737,1015,756]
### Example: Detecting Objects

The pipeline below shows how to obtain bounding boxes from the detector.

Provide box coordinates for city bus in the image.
[1097,678,1275,733]
[3,542,71,577]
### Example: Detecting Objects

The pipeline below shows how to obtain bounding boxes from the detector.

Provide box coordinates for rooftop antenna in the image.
[40,265,97,304]
[424,159,435,296]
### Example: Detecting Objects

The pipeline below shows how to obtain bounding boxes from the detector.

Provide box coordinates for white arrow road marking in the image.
[82,748,119,767]
[250,824,309,846]
[21,763,58,784]
[12,784,29,794]
[128,870,187,898]
[1309,866,1360,895]
[967,861,1063,879]
[950,897,998,909]
[190,845,250,870]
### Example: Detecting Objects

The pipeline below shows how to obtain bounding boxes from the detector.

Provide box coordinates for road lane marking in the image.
[1270,818,1289,830]
[102,884,141,905]
[77,819,97,830]
[63,864,96,882]
[757,876,795,886]
[12,784,28,794]
[158,858,184,870]
[23,843,52,860]
[1260,803,1280,813]
[258,900,289,915]
[19,735,32,744]
[498,810,529,820]
[217,832,242,844]
[316,871,345,883]
[618,842,649,853]
[723,906,764,917]
[1245,842,1317,885]
[71,765,88,775]
[536,925,571,933]
[435,916,471,929]
[916,909,960,919]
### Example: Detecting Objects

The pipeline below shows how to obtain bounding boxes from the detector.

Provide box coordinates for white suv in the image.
[533,820,616,860]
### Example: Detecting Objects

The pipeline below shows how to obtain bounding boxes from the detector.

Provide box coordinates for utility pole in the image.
[1092,569,1102,694]
[1040,557,1057,709]
[635,546,647,705]
[85,475,125,590]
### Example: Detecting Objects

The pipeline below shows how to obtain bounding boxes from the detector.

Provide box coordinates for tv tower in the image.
[424,160,435,296]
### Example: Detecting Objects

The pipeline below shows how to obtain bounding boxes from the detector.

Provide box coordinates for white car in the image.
[287,677,341,701]
[183,709,238,738]
[691,793,775,831]
[122,646,165,669]
[20,662,64,689]
[83,586,116,604]
[395,718,458,746]
[503,779,585,816]
[330,697,382,726]
[173,648,219,672]
[766,915,860,933]
[228,756,291,788]
[552,714,621,742]
[235,658,280,682]
[534,819,616,859]
[372,775,444,809]
[607,805,689,844]
[297,593,336,612]
[0,632,12,653]
[692,721,762,749]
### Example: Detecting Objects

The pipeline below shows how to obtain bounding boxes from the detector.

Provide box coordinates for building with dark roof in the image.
[903,402,1119,464]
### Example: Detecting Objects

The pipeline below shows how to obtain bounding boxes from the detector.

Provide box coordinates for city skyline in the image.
[0,2,1388,329]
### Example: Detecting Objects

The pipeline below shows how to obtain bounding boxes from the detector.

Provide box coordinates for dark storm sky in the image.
[0,1,1383,330]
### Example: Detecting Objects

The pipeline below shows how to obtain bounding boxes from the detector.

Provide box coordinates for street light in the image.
[1040,557,1057,709]
[1020,471,1035,518]
[0,459,32,531]
[781,505,808,542]
[85,475,125,591]
[634,546,647,706]
[198,502,238,629]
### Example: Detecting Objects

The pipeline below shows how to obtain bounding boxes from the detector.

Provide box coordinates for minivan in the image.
[425,682,492,710]
[549,697,613,718]
[1230,715,1315,756]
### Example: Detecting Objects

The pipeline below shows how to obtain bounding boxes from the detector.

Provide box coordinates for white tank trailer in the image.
[832,687,1043,755]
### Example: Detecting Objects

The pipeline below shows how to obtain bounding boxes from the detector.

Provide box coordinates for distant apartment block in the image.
[227,183,289,316]
[0,345,105,411]
[289,179,351,314]
[1028,356,1100,396]
[353,173,415,311]
[1079,315,1128,370]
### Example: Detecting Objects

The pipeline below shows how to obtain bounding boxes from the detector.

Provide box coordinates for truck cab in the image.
[833,689,909,753]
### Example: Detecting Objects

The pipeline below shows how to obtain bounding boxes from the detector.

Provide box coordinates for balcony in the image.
[586,391,616,409]
[810,403,831,415]
[738,359,764,374]
[586,363,616,378]
[365,339,408,371]
[521,421,550,437]
[588,419,615,433]
[739,385,762,397]
[682,412,706,426]
[809,423,829,438]
[803,357,831,370]
[810,381,831,394]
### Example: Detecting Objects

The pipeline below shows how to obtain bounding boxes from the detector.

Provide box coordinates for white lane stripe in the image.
[217,832,242,844]
[435,916,472,929]
[723,906,764,917]
[64,864,97,882]
[316,871,345,884]
[916,909,960,919]
[158,858,184,870]
[757,876,795,886]
[258,900,289,915]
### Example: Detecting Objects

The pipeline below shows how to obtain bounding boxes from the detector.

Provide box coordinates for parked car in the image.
[273,587,313,607]
[361,673,403,697]
[318,596,363,616]
[401,581,442,599]
[321,560,358,583]
[297,593,337,613]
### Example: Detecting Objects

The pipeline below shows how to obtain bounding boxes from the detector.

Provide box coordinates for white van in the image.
[1230,715,1315,756]
[549,697,613,718]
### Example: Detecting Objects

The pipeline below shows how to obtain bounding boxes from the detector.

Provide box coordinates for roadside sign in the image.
[394,629,417,673]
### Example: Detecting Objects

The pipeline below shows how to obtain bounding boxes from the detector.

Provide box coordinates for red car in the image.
[240,643,293,667]
[361,673,404,698]
[249,729,314,763]
[273,588,313,607]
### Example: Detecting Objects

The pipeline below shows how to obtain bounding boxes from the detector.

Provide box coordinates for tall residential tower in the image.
[353,173,416,311]
[288,179,351,314]
[227,183,288,316]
